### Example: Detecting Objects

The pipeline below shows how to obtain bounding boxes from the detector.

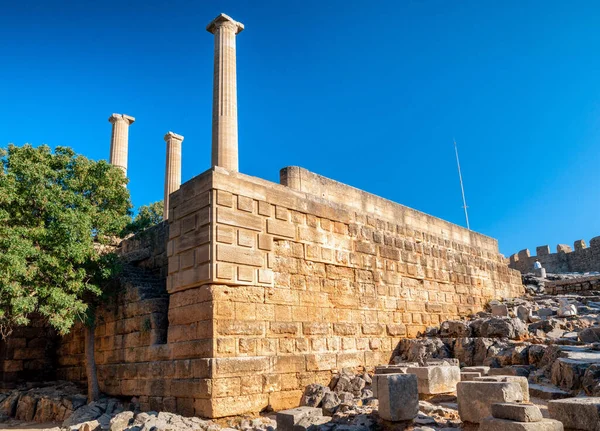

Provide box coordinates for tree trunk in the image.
[84,321,100,402]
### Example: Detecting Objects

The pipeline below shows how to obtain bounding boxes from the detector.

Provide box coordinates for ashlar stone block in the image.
[548,397,600,431]
[405,365,461,394]
[375,373,419,422]
[457,381,524,423]
[480,417,564,431]
[276,406,322,431]
[475,375,530,402]
[491,402,543,422]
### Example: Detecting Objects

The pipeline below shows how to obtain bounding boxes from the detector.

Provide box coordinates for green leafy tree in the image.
[0,144,131,401]
[124,200,164,235]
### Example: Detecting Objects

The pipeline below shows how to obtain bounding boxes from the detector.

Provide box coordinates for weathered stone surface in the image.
[109,411,134,431]
[462,366,490,376]
[405,366,460,395]
[551,358,591,392]
[480,417,564,431]
[492,304,509,317]
[460,372,481,381]
[583,364,600,396]
[491,402,543,422]
[321,392,341,416]
[457,381,524,423]
[276,406,322,431]
[376,373,419,422]
[548,397,600,431]
[300,384,330,408]
[439,320,470,338]
[579,327,600,343]
[480,318,528,339]
[293,415,331,430]
[474,376,530,402]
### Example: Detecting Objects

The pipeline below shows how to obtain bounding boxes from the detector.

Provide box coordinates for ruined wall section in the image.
[165,166,523,417]
[545,274,600,295]
[0,318,57,389]
[509,237,600,274]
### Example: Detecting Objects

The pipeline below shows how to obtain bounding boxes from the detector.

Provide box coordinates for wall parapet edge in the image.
[509,236,600,274]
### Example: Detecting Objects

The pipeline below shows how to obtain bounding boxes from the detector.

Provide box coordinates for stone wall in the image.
[0,318,57,389]
[544,275,600,295]
[508,237,600,274]
[1,166,523,418]
[164,166,523,417]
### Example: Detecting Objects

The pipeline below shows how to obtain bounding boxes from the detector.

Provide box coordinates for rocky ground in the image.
[2,273,600,430]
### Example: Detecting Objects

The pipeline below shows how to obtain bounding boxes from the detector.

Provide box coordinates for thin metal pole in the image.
[454,139,470,230]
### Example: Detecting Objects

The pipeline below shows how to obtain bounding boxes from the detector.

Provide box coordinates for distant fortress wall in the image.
[508,236,600,274]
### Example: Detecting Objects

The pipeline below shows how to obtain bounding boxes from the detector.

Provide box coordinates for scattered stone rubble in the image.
[5,274,600,430]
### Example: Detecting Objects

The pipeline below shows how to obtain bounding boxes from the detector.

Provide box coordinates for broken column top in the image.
[206,13,244,34]
[164,131,184,142]
[108,113,135,124]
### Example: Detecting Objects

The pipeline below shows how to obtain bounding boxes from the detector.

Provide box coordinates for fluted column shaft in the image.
[164,132,184,220]
[108,114,135,176]
[207,14,244,172]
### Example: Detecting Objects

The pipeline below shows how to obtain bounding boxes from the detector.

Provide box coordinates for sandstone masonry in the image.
[509,237,600,274]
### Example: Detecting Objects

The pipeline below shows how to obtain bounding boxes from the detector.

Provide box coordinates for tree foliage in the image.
[123,200,163,235]
[0,144,132,338]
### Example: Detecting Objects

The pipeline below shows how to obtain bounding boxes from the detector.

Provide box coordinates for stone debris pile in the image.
[0,383,275,431]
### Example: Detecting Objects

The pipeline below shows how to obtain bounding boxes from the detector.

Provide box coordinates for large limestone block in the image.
[475,375,530,402]
[457,381,524,423]
[276,406,323,431]
[406,365,461,394]
[480,417,564,430]
[548,397,600,431]
[491,403,543,422]
[376,373,419,422]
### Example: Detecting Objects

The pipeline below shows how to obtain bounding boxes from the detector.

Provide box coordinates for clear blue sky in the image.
[1,0,599,256]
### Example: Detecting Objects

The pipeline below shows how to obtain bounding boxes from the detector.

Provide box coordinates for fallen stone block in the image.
[492,304,509,317]
[376,373,419,422]
[276,406,323,431]
[405,366,461,394]
[491,403,543,422]
[462,366,490,375]
[475,375,530,402]
[480,417,564,430]
[374,365,410,375]
[301,384,330,407]
[457,381,523,423]
[460,372,481,381]
[548,397,600,431]
[293,415,331,430]
[488,366,531,377]
[528,383,571,400]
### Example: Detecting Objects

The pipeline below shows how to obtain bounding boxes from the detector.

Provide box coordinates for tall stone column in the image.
[207,13,244,172]
[163,132,184,220]
[108,113,135,175]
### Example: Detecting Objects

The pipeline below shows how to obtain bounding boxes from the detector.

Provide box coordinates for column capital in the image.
[206,13,244,35]
[164,131,184,142]
[108,113,135,125]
